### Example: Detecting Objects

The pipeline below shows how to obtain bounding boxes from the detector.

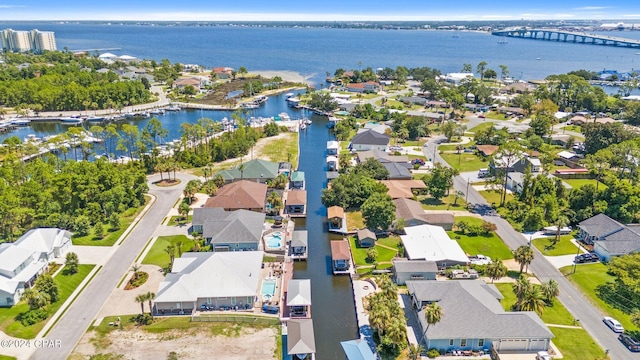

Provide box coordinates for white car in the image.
[536,351,552,360]
[603,316,624,333]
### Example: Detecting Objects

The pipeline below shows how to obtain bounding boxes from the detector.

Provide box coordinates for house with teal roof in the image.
[290,171,305,189]
[215,159,281,184]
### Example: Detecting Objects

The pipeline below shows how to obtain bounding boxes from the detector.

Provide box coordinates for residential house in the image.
[444,72,474,84]
[154,251,263,314]
[394,198,455,230]
[357,149,410,165]
[290,171,305,190]
[555,151,581,168]
[401,224,469,267]
[289,230,308,260]
[285,190,307,217]
[491,153,541,175]
[197,209,265,251]
[393,259,438,285]
[326,141,340,155]
[215,159,281,184]
[384,162,412,180]
[407,280,553,353]
[191,207,225,234]
[577,213,640,261]
[330,240,351,274]
[341,339,376,360]
[287,319,316,360]
[380,180,428,199]
[286,279,311,318]
[356,228,377,248]
[0,228,72,307]
[278,162,292,177]
[350,130,390,152]
[204,180,267,212]
[476,145,499,158]
[212,67,234,80]
[569,115,615,126]
[501,82,534,94]
[346,81,380,93]
[359,122,391,135]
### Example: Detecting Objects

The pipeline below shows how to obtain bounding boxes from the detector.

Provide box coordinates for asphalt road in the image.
[423,135,634,359]
[33,173,197,360]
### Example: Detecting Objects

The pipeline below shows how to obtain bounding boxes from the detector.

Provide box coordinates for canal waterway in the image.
[294,115,358,360]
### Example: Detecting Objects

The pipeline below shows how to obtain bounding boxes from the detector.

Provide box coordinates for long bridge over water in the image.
[492,28,640,49]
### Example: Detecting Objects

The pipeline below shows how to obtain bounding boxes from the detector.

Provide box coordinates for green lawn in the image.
[345,211,365,231]
[439,152,489,172]
[167,215,192,226]
[141,235,193,268]
[348,237,398,266]
[560,125,582,133]
[467,122,494,133]
[478,190,513,207]
[439,141,476,151]
[402,140,427,147]
[0,264,94,339]
[0,356,17,360]
[484,111,509,120]
[259,132,299,169]
[376,235,402,249]
[550,327,605,360]
[72,199,149,246]
[562,178,607,190]
[494,283,574,325]
[419,193,467,210]
[560,263,638,331]
[532,236,579,256]
[449,216,513,260]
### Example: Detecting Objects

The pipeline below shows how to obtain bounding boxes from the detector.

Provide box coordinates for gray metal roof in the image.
[287,319,316,355]
[202,209,265,244]
[393,259,438,273]
[578,213,625,239]
[291,230,308,248]
[286,279,312,306]
[192,207,225,226]
[407,280,553,340]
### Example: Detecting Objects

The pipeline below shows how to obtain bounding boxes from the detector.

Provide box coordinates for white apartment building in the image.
[1,28,57,53]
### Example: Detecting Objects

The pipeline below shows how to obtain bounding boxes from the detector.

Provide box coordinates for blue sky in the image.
[1,1,639,21]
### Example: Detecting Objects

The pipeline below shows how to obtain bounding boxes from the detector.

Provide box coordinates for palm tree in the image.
[513,245,534,274]
[146,292,156,317]
[266,191,283,216]
[130,263,141,280]
[407,344,424,360]
[520,286,546,315]
[420,303,443,347]
[377,275,397,300]
[178,202,191,222]
[541,279,560,304]
[135,293,147,315]
[452,190,465,206]
[22,288,50,310]
[165,245,176,269]
[553,213,570,246]
[456,144,464,166]
[512,276,532,311]
[485,258,508,283]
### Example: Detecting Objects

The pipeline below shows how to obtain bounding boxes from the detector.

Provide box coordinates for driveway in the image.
[63,245,116,266]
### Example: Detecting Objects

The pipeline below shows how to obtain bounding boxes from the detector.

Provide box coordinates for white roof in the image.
[445,72,474,82]
[98,52,117,59]
[529,158,541,166]
[401,225,469,263]
[155,251,263,303]
[557,151,577,159]
[118,55,137,60]
[327,141,340,150]
[14,228,71,255]
[326,156,338,163]
[0,246,34,274]
[286,279,312,306]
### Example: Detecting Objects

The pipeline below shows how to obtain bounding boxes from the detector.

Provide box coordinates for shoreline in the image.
[251,70,316,85]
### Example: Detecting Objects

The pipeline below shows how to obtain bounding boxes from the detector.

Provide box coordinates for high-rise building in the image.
[0,28,57,53]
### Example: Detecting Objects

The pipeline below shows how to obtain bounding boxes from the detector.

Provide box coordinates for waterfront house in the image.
[287,318,316,360]
[356,228,377,248]
[346,81,381,93]
[278,162,292,177]
[327,140,340,155]
[407,280,553,354]
[289,230,308,260]
[212,67,234,80]
[330,240,352,275]
[393,259,438,285]
[199,209,265,252]
[380,180,428,199]
[290,171,305,190]
[327,206,347,234]
[285,190,307,218]
[357,149,409,165]
[401,224,469,267]
[286,279,311,318]
[154,251,263,314]
[204,180,267,212]
[215,159,281,184]
[349,130,390,152]
[341,339,376,360]
[384,162,412,180]
[577,213,640,262]
[173,77,202,91]
[326,156,338,171]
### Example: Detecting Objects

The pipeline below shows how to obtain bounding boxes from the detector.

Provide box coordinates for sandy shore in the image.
[251,70,315,84]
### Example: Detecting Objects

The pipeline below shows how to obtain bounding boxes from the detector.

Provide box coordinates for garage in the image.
[498,339,528,351]
[529,339,548,351]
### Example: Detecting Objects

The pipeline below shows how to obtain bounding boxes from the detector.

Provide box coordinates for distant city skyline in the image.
[0,1,640,21]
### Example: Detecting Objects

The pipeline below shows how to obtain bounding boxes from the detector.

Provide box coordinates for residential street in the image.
[423,134,634,359]
[32,173,198,360]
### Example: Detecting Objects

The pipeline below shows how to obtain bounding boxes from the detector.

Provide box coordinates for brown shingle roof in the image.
[327,206,345,219]
[330,240,350,260]
[204,180,266,210]
[424,212,455,225]
[286,190,307,205]
[476,145,499,156]
[380,180,427,199]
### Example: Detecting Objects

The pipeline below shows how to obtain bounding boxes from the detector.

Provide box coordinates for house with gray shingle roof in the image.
[384,162,412,180]
[407,280,553,353]
[393,259,437,285]
[579,213,640,261]
[350,129,390,152]
[215,159,281,184]
[393,198,454,230]
[197,209,265,251]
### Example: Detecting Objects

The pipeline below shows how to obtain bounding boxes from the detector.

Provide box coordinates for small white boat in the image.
[241,103,259,109]
[86,116,104,122]
[165,105,181,111]
[61,117,84,124]
[285,92,294,98]
[304,118,312,125]
[150,109,165,115]
[300,123,307,130]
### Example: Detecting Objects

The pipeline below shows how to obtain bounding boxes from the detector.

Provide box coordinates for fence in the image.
[191,313,280,325]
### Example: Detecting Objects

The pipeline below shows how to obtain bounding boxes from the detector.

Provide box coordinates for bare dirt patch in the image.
[72,324,278,360]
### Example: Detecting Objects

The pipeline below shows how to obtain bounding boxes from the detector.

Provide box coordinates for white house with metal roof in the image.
[154,251,263,314]
[400,225,469,267]
[407,280,553,354]
[286,279,311,318]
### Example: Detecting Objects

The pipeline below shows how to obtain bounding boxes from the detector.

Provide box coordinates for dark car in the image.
[618,333,640,352]
[574,253,599,263]
[411,158,426,165]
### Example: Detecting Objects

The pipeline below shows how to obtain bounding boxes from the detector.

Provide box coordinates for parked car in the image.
[618,333,640,352]
[411,158,425,166]
[603,316,624,333]
[536,351,552,360]
[478,168,490,178]
[575,253,599,263]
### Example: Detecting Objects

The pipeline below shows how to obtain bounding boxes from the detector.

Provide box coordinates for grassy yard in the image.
[72,198,150,246]
[0,264,94,339]
[484,111,509,120]
[167,215,192,226]
[560,125,582,133]
[560,263,638,331]
[348,236,398,267]
[345,211,365,231]
[0,356,17,360]
[439,152,489,172]
[439,141,476,151]
[141,235,193,268]
[258,132,299,169]
[419,193,467,210]
[448,217,513,260]
[467,122,494,133]
[532,235,579,256]
[402,140,427,147]
[562,178,607,190]
[478,190,513,207]
[494,283,575,325]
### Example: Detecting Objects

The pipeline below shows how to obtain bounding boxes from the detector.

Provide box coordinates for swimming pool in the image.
[264,232,283,248]
[261,279,277,301]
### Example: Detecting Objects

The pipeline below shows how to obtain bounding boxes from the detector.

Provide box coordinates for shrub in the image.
[18,308,48,326]
[131,313,154,325]
[427,348,440,358]
[125,272,149,290]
